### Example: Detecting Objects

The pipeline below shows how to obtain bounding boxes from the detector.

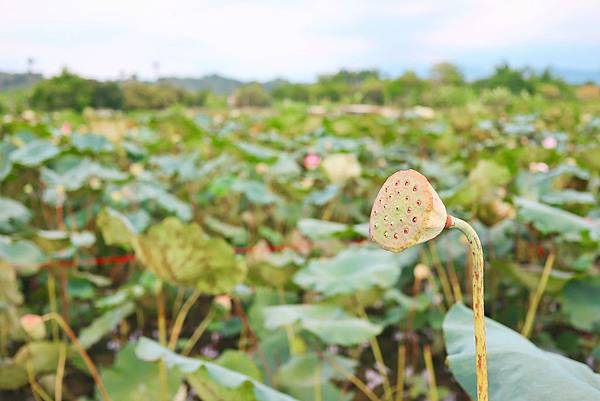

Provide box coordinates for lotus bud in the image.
[20,314,46,340]
[414,263,431,280]
[214,295,232,312]
[369,169,447,252]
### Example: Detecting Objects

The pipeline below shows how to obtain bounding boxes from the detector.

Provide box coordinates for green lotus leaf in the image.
[561,276,600,332]
[71,132,114,153]
[0,342,63,390]
[0,239,46,274]
[296,218,349,240]
[204,216,249,246]
[515,197,599,240]
[232,180,281,205]
[274,352,356,401]
[236,142,280,162]
[101,343,182,401]
[541,190,596,205]
[443,303,600,401]
[293,245,401,296]
[70,230,96,248]
[263,304,382,346]
[246,244,304,287]
[112,182,192,221]
[0,142,13,181]
[10,140,60,166]
[135,337,300,401]
[304,184,341,206]
[274,352,355,388]
[216,350,263,382]
[0,263,23,340]
[150,153,199,181]
[41,158,127,191]
[78,302,136,349]
[133,217,246,293]
[492,260,573,294]
[97,207,138,250]
[0,198,31,233]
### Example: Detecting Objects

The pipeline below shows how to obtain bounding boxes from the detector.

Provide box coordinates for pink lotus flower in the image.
[529,162,549,173]
[303,153,321,170]
[542,137,558,149]
[61,122,71,135]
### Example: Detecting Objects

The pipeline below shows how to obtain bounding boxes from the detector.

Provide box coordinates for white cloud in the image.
[423,0,600,48]
[1,0,599,80]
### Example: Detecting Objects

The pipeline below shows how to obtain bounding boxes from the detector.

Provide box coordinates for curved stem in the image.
[521,253,555,338]
[182,307,215,356]
[42,313,112,401]
[168,289,202,350]
[328,356,381,401]
[26,359,52,401]
[449,216,488,401]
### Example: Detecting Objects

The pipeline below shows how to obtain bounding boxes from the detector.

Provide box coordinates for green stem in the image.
[156,281,169,401]
[449,216,488,401]
[521,253,555,338]
[182,307,215,356]
[394,345,406,401]
[427,243,454,307]
[314,362,322,401]
[43,313,112,401]
[47,273,59,340]
[277,286,297,355]
[357,304,392,401]
[55,341,67,401]
[26,359,52,401]
[168,289,202,350]
[328,356,381,401]
[423,344,438,401]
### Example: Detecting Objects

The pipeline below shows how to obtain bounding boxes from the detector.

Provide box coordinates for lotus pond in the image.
[0,102,599,401]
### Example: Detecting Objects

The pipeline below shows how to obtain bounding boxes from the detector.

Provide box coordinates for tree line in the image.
[0,63,594,113]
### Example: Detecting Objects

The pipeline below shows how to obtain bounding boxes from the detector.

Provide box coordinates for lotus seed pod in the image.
[369,169,447,252]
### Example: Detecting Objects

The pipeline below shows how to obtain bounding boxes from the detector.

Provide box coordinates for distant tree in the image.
[230,83,271,107]
[272,82,310,102]
[183,90,209,107]
[91,81,124,109]
[30,69,95,111]
[122,81,190,110]
[318,69,380,86]
[360,79,386,105]
[531,68,573,99]
[474,63,535,94]
[430,62,465,86]
[385,70,429,105]
[122,81,155,109]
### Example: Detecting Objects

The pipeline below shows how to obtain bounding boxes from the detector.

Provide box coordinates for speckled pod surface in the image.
[369,169,447,252]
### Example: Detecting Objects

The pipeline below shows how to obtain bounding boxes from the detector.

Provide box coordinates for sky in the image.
[1,0,600,81]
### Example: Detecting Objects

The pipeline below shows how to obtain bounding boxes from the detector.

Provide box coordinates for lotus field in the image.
[0,100,599,401]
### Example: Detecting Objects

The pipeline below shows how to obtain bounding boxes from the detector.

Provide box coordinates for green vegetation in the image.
[0,64,599,401]
[1,63,595,114]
